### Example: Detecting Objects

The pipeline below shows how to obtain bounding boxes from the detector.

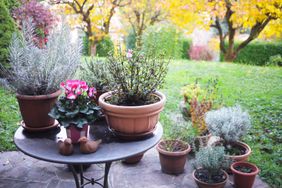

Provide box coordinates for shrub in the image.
[96,36,114,57]
[125,29,136,50]
[107,49,169,105]
[141,24,185,59]
[189,45,213,61]
[1,20,82,95]
[13,0,56,48]
[266,54,282,67]
[0,1,16,68]
[205,105,251,144]
[82,35,90,56]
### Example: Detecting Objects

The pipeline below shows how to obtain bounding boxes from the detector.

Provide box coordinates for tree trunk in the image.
[90,40,97,56]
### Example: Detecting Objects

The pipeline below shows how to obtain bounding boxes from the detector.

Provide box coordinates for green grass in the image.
[159,60,282,188]
[0,60,281,187]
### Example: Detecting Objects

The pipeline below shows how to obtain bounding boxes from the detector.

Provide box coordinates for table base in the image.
[69,162,112,188]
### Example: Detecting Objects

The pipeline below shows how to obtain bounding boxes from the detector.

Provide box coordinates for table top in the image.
[14,120,163,164]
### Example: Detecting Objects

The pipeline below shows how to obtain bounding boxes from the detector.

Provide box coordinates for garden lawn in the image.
[160,60,282,188]
[0,60,281,187]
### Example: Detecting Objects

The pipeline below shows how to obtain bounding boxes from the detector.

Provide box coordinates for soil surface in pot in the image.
[234,165,254,173]
[159,140,188,152]
[224,143,247,155]
[195,169,226,184]
[106,93,160,106]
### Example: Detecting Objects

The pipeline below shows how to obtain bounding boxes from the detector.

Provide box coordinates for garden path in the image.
[0,149,269,188]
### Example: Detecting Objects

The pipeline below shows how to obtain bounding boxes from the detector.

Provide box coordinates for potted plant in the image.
[80,57,113,104]
[1,20,81,131]
[205,105,252,162]
[49,80,100,143]
[98,49,169,139]
[193,146,230,188]
[231,161,260,188]
[156,120,193,174]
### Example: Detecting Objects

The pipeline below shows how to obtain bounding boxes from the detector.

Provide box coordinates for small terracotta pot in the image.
[231,161,259,188]
[157,140,191,174]
[16,90,61,131]
[192,169,228,188]
[122,153,144,164]
[225,141,252,162]
[99,91,166,140]
[66,124,89,144]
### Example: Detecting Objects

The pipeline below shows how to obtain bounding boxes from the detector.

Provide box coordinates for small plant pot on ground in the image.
[17,90,61,131]
[193,132,212,152]
[66,124,89,144]
[99,91,166,140]
[231,161,260,188]
[122,153,144,164]
[225,141,252,163]
[157,140,191,174]
[193,169,228,188]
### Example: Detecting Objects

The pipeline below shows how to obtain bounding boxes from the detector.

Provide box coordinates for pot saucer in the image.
[112,125,157,141]
[20,120,59,132]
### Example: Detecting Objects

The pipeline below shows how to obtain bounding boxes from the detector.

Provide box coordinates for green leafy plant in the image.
[96,36,114,57]
[194,146,230,183]
[1,20,81,95]
[81,58,113,93]
[107,49,169,105]
[266,54,282,67]
[49,80,100,128]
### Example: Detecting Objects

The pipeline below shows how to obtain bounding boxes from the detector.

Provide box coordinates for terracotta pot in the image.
[231,161,259,188]
[157,140,191,174]
[122,153,144,164]
[193,169,228,188]
[98,91,166,139]
[225,141,252,162]
[66,124,89,144]
[16,90,61,131]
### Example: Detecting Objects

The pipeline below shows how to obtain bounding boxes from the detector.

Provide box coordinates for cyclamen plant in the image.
[49,80,100,128]
[13,0,56,48]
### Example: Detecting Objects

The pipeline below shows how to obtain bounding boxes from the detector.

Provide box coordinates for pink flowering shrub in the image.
[49,80,101,128]
[189,45,213,61]
[13,0,56,48]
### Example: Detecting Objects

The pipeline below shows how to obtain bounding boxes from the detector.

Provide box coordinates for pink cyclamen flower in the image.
[80,81,88,91]
[126,49,133,58]
[88,87,96,97]
[66,92,76,100]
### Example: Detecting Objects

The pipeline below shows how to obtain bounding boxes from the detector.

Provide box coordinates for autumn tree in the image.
[55,0,130,55]
[166,0,282,61]
[121,0,166,47]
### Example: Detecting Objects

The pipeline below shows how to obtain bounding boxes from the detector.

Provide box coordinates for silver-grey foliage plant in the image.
[2,19,82,95]
[205,105,251,143]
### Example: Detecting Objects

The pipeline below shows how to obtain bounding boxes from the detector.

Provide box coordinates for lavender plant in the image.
[205,105,251,144]
[1,20,82,95]
[107,49,169,105]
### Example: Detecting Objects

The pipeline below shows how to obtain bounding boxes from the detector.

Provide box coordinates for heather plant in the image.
[1,20,82,95]
[106,49,169,105]
[80,58,113,93]
[189,45,213,61]
[13,0,56,48]
[194,146,230,183]
[205,105,251,144]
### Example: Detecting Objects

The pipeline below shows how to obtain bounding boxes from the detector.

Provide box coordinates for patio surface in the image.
[0,149,269,188]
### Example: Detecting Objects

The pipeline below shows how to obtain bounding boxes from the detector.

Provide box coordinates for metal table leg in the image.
[104,162,112,188]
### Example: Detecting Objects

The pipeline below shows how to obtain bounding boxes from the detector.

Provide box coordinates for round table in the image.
[14,121,163,188]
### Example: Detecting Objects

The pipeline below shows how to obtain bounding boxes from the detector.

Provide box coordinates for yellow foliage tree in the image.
[121,0,166,47]
[55,0,130,55]
[165,0,282,61]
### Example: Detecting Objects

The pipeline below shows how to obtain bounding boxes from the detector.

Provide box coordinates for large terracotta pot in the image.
[231,161,259,188]
[98,91,166,139]
[193,169,228,188]
[16,90,61,131]
[66,124,89,144]
[157,140,191,174]
[225,141,252,162]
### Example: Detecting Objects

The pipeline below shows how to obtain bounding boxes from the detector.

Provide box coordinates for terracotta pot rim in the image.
[231,161,260,176]
[225,141,252,158]
[99,90,166,109]
[157,139,191,156]
[192,169,228,186]
[16,90,62,100]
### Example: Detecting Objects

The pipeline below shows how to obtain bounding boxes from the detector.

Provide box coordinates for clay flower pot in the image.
[122,153,144,164]
[193,169,228,188]
[231,161,260,188]
[99,91,166,140]
[157,140,191,174]
[225,141,252,162]
[66,124,89,144]
[16,90,61,131]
